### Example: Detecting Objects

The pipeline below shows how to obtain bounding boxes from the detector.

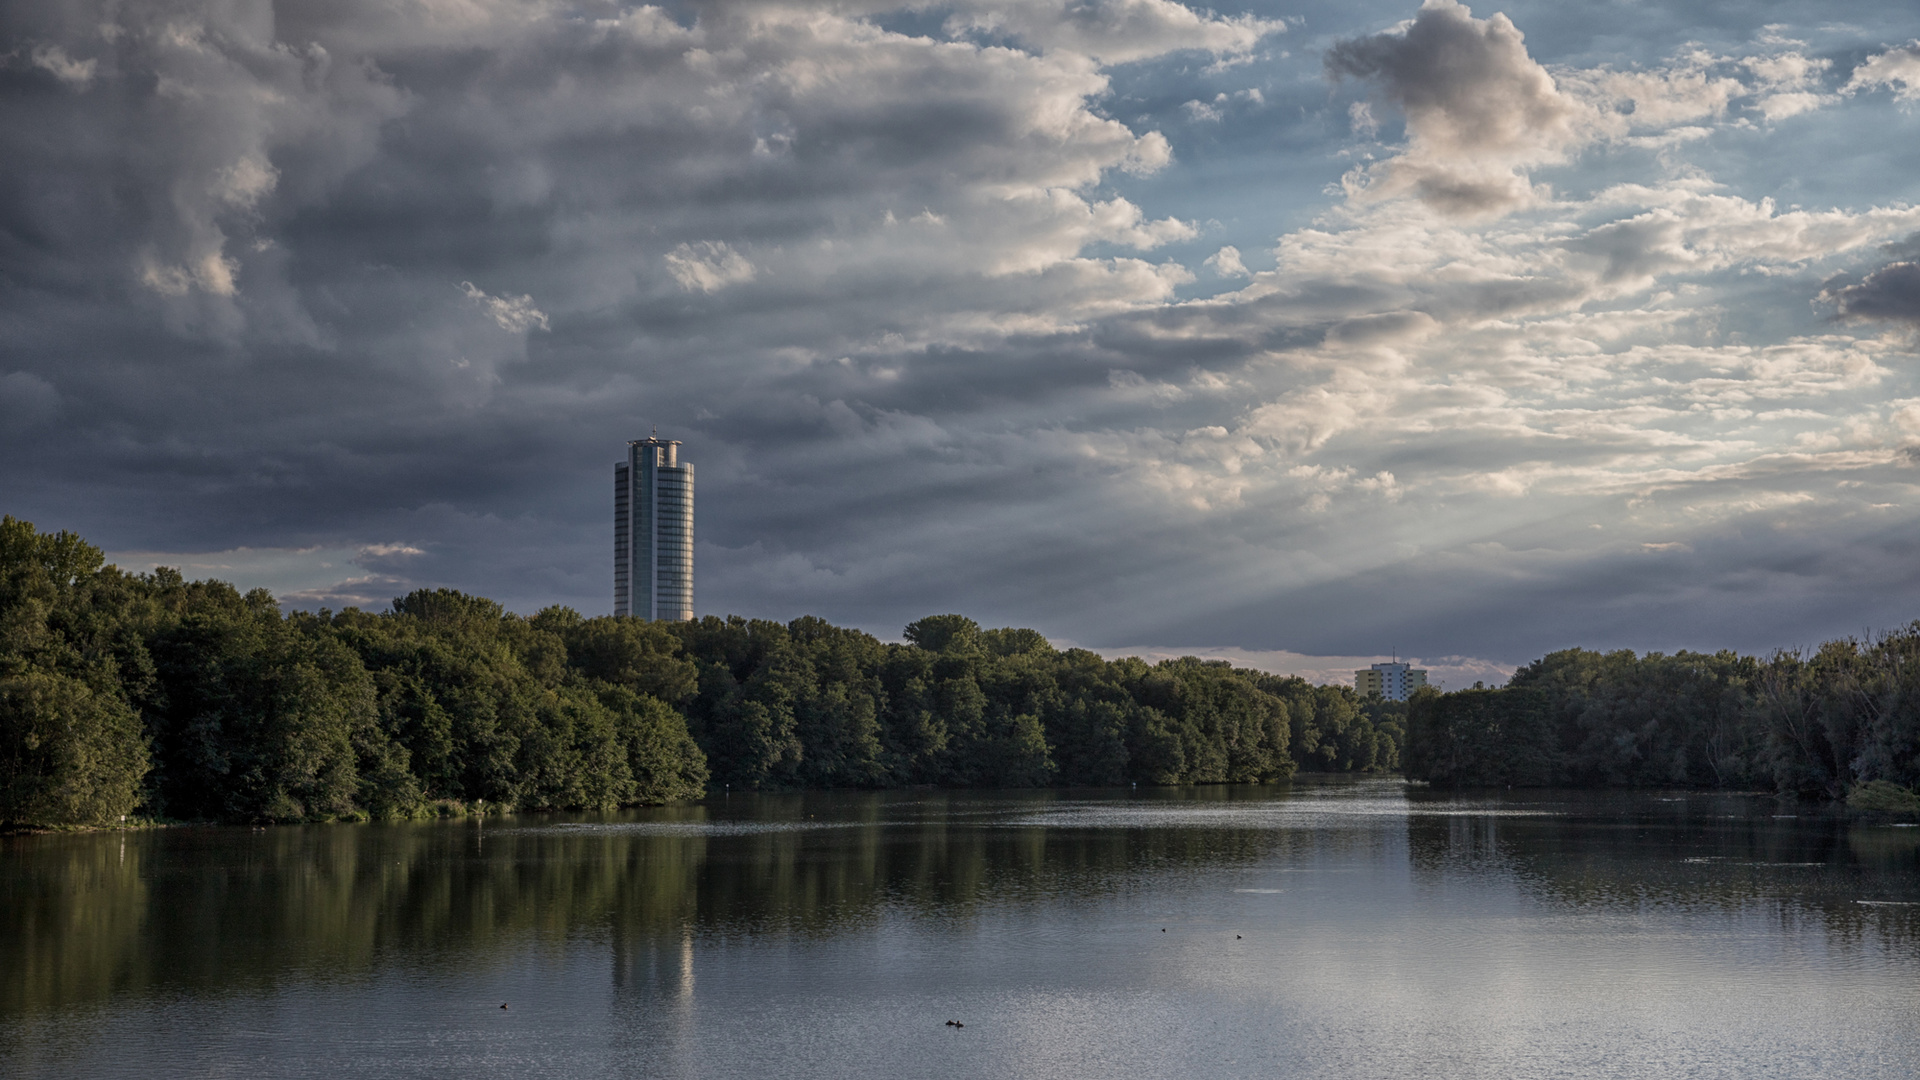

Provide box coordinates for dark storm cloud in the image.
[5,0,1920,673]
[1821,261,1920,326]
[0,0,1217,611]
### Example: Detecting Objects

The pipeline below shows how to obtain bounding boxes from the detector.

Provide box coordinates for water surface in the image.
[4,780,1917,1078]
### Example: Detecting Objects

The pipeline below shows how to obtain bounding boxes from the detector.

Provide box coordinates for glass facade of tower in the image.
[614,437,694,620]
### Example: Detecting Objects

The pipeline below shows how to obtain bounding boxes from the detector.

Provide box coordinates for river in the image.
[3,779,1917,1078]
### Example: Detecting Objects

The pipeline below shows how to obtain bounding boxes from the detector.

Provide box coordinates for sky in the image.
[4,0,1920,687]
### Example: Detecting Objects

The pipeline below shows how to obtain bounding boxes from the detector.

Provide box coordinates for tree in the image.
[147,591,375,822]
[0,671,147,827]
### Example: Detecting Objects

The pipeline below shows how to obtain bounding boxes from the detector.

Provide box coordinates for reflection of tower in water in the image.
[611,923,695,997]
[678,925,694,1000]
[1408,810,1510,881]
[609,922,697,1068]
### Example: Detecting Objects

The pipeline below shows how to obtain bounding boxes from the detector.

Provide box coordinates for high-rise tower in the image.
[614,436,693,620]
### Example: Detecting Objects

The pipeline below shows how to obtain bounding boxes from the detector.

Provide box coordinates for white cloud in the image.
[214,155,279,209]
[460,282,550,332]
[1182,98,1222,123]
[29,43,96,88]
[139,249,239,298]
[1752,90,1833,121]
[1567,52,1743,130]
[664,242,758,294]
[1740,49,1837,121]
[1847,42,1920,102]
[1204,245,1249,277]
[940,0,1282,64]
[1331,17,1856,220]
[1347,100,1379,136]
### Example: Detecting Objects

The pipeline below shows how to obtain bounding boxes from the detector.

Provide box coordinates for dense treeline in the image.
[1407,644,1920,808]
[18,511,1909,829]
[668,611,1396,792]
[1,517,1400,827]
[1,517,711,828]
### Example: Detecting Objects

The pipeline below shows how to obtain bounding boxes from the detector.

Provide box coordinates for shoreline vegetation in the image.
[4,516,1918,829]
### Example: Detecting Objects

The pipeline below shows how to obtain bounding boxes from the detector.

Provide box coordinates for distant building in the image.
[1355,661,1427,701]
[614,435,693,620]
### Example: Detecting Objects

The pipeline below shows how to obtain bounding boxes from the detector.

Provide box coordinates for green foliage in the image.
[546,610,698,703]
[0,515,1408,825]
[0,516,152,827]
[669,615,1317,791]
[1406,686,1555,786]
[145,588,375,822]
[328,589,708,811]
[1848,779,1920,814]
[1408,632,1920,794]
[903,614,983,655]
[1749,630,1920,799]
[19,514,1920,819]
[603,686,710,803]
[0,519,708,825]
[0,672,147,827]
[1506,648,1759,787]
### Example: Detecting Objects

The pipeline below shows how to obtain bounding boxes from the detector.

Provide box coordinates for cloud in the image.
[1204,245,1248,278]
[1741,47,1835,120]
[461,282,550,332]
[1078,643,1514,691]
[1347,100,1379,136]
[1821,261,1920,325]
[1563,188,1920,292]
[29,44,96,88]
[1327,13,1856,218]
[103,539,435,611]
[8,0,1920,670]
[940,0,1282,64]
[215,155,280,210]
[1180,89,1262,125]
[1326,0,1579,216]
[1564,50,1744,131]
[141,250,238,298]
[1847,42,1920,102]
[665,242,758,294]
[0,371,61,434]
[1182,98,1222,123]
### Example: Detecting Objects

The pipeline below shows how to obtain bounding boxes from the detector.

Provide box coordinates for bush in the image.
[1848,779,1920,814]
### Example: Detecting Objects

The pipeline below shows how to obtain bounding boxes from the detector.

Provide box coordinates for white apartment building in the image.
[1354,661,1428,702]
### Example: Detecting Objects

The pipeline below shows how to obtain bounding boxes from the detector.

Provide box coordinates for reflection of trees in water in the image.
[0,833,149,1020]
[0,790,1292,1016]
[12,788,1909,1021]
[1404,793,1920,953]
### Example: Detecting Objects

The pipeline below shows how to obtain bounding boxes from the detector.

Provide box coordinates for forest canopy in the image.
[0,517,1395,827]
[1405,641,1920,802]
[5,516,1915,827]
